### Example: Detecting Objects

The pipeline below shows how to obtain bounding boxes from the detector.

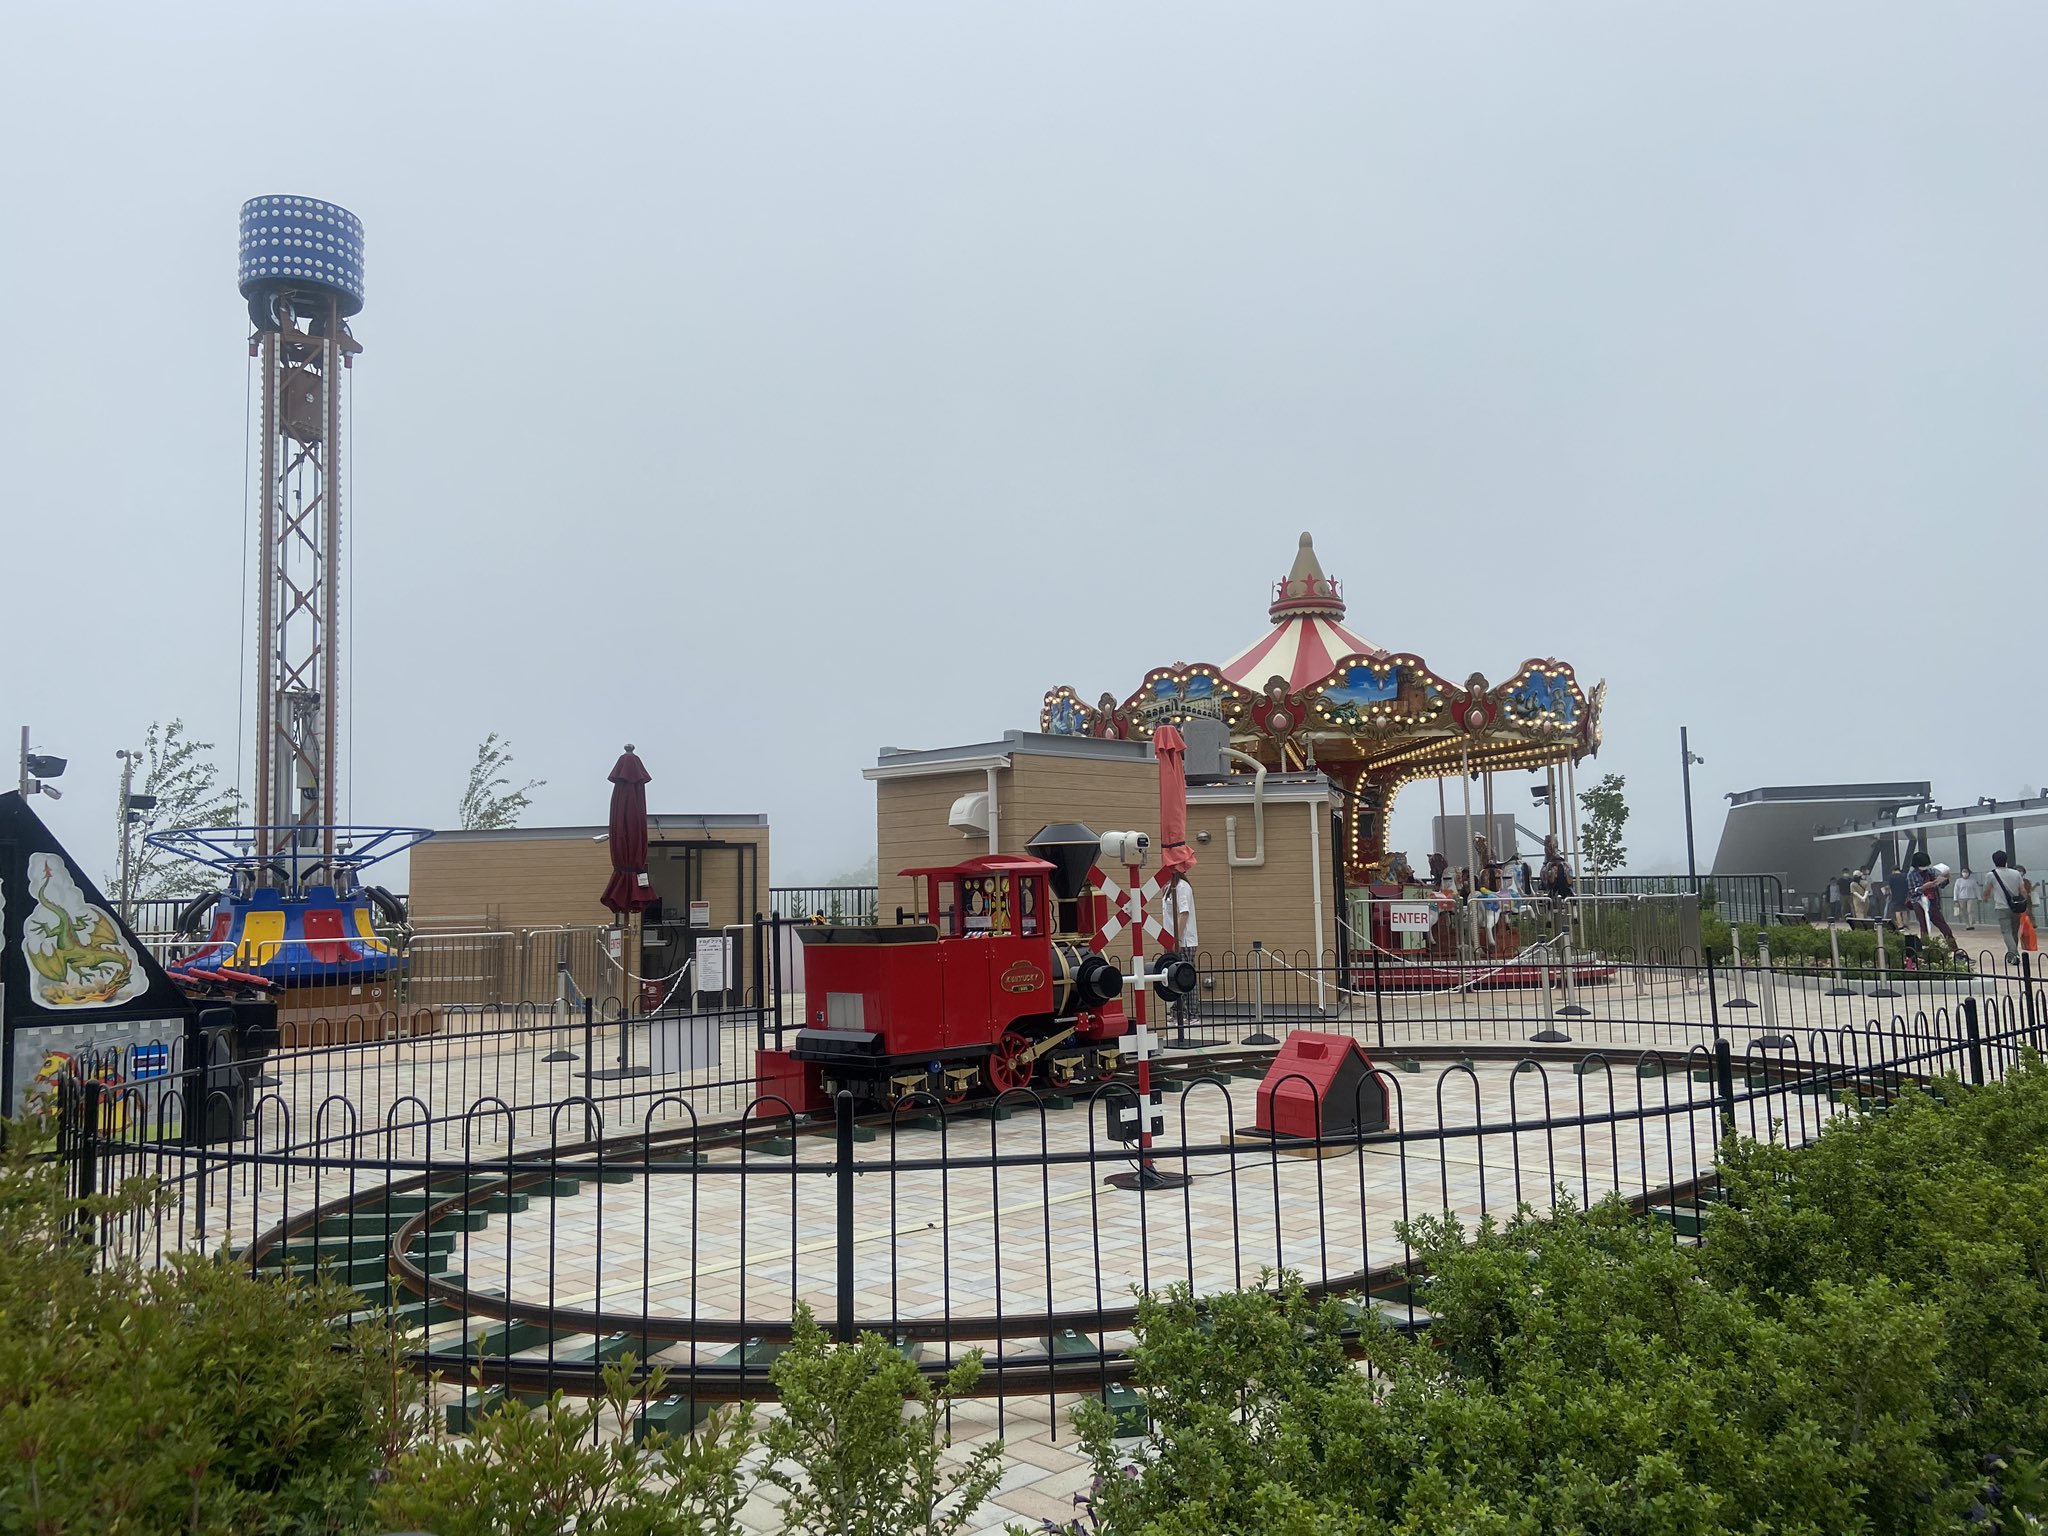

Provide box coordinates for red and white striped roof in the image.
[1221,532,1384,693]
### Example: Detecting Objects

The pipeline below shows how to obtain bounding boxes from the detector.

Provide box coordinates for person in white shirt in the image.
[1953,868,1980,927]
[1160,872,1198,955]
[1985,852,2028,963]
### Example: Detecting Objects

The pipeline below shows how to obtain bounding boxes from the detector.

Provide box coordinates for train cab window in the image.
[956,876,1012,936]
[1018,876,1041,935]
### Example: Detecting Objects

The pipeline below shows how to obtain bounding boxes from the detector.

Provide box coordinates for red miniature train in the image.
[756,823,1190,1110]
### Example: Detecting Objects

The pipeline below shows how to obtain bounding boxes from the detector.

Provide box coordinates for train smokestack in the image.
[1025,823,1099,935]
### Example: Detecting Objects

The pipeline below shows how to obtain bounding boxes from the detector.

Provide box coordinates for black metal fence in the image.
[48,947,2047,1438]
[769,886,879,924]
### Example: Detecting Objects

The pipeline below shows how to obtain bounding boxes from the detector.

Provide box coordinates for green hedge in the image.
[1053,1059,2048,1535]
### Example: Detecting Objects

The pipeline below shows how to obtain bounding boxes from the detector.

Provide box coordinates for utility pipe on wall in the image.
[1307,799,1326,1010]
[1220,748,1268,867]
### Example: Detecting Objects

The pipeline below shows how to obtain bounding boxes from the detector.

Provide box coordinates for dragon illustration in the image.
[25,860,135,1005]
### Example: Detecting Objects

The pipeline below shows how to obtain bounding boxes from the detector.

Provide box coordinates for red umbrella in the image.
[600,745,658,916]
[1154,725,1196,878]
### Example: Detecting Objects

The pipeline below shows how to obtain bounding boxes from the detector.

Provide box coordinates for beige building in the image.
[867,731,1341,969]
[407,815,771,1006]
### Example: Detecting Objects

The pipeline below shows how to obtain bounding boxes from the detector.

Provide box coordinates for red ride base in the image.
[754,1048,829,1115]
[1254,1031,1388,1140]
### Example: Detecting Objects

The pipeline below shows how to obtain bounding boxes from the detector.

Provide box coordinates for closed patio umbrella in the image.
[601,746,656,917]
[1154,724,1196,882]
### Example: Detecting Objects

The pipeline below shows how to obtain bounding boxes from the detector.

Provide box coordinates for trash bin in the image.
[180,1000,278,1145]
[229,997,280,1104]
[182,1008,243,1145]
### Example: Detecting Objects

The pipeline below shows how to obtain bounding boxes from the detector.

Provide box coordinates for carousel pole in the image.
[1565,755,1582,884]
[1460,746,1477,958]
[1483,771,1495,858]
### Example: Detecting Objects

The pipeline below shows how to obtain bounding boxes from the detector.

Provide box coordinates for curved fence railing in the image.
[49,954,2047,1426]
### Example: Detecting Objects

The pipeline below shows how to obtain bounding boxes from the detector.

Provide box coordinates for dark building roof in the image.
[1712,782,1930,894]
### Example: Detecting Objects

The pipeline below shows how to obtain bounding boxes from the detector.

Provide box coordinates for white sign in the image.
[694,935,730,993]
[1387,902,1438,933]
[687,901,712,927]
[650,1014,720,1075]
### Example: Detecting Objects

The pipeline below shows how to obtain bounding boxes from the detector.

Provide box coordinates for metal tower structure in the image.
[237,195,364,857]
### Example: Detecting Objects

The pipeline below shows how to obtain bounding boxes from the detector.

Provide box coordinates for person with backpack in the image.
[1985,851,2029,964]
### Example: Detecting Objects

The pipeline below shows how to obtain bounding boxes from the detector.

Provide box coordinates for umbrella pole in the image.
[587,915,652,1081]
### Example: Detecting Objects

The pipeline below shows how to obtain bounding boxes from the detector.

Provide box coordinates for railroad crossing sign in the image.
[1089,867,1173,951]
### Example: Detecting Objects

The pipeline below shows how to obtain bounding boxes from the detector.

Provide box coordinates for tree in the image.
[1578,770,1629,875]
[458,733,544,831]
[117,719,244,904]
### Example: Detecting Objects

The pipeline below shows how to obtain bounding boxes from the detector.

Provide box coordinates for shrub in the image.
[764,1304,1003,1536]
[1044,1062,2048,1535]
[0,1128,403,1534]
[372,1358,755,1536]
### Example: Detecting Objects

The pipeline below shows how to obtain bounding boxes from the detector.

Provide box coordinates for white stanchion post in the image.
[1754,933,1791,1048]
[1826,922,1854,997]
[1871,918,1901,999]
[1725,924,1756,1009]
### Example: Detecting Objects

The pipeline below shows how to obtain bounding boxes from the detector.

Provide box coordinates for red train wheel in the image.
[987,1031,1036,1093]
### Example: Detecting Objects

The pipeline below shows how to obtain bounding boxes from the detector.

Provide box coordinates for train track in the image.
[241,1038,1907,1421]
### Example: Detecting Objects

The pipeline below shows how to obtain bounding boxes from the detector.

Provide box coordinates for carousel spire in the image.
[1270,531,1346,621]
[1220,531,1384,694]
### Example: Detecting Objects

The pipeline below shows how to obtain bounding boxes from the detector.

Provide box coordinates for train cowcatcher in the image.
[756,823,1194,1111]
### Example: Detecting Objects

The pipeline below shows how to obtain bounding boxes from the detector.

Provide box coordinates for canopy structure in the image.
[1041,532,1605,878]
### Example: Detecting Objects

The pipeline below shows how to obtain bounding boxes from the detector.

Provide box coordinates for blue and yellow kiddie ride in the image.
[147,824,429,985]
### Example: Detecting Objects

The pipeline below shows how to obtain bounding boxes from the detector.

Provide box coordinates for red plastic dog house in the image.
[1254,1030,1388,1140]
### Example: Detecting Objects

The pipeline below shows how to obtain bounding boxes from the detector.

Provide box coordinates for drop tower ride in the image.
[149,197,427,993]
[239,193,363,852]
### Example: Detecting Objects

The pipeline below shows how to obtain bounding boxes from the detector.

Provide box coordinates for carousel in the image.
[1041,532,1605,965]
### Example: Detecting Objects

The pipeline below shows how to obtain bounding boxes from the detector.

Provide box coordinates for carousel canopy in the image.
[1039,531,1604,876]
[1220,533,1384,695]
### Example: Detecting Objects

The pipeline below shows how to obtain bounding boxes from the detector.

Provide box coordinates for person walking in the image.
[1953,867,1979,928]
[1909,852,1962,955]
[1885,865,1913,932]
[1849,869,1871,922]
[1984,851,2028,965]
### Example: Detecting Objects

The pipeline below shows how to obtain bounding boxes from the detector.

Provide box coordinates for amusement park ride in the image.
[1,194,431,1128]
[758,824,1197,1112]
[145,196,430,1015]
[1042,531,1606,954]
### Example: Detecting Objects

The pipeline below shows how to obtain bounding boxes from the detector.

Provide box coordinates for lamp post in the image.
[1681,727,1705,894]
[17,727,66,802]
[115,749,158,924]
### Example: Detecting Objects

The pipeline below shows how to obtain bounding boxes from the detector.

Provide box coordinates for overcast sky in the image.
[4,2,2041,891]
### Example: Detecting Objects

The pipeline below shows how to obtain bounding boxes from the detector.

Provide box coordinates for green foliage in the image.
[117,719,244,903]
[1047,1062,2048,1535]
[0,1125,402,1534]
[1698,913,1958,971]
[373,1359,755,1536]
[764,1304,1003,1536]
[459,731,545,831]
[1577,772,1628,876]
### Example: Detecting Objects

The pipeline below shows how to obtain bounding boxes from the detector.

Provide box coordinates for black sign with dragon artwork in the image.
[0,791,193,1113]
